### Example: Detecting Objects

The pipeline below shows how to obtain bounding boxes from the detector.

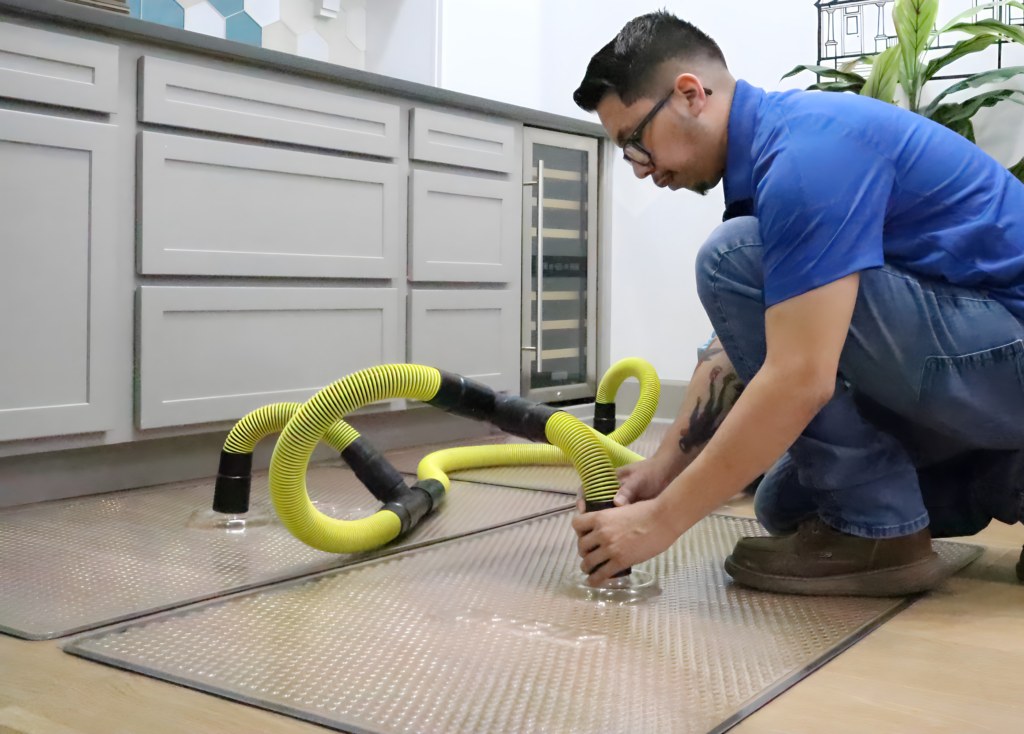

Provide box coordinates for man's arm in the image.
[612,338,745,506]
[572,273,860,585]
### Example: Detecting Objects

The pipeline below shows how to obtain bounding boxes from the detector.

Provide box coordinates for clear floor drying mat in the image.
[66,513,981,734]
[0,466,570,640]
[386,423,672,495]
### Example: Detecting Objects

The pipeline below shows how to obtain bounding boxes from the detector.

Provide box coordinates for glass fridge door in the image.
[521,128,599,403]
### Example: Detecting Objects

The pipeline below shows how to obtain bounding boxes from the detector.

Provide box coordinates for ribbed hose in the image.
[418,433,643,490]
[223,403,304,454]
[417,357,658,494]
[545,412,620,505]
[595,357,660,448]
[268,365,442,553]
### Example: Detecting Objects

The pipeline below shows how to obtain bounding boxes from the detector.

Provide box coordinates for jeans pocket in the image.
[919,340,1024,448]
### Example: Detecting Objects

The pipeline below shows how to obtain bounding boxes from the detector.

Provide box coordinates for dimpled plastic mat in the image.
[0,467,570,640]
[66,513,982,734]
[387,422,673,495]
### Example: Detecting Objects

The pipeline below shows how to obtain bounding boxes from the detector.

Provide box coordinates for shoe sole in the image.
[724,553,947,597]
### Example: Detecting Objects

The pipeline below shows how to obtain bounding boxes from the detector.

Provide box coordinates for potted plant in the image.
[784,0,1024,181]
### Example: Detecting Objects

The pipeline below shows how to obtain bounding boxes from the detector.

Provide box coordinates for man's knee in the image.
[695,216,763,309]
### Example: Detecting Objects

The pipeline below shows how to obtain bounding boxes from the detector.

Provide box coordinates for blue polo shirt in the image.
[724,79,1024,316]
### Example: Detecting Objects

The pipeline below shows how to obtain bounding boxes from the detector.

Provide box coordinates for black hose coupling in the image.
[212,450,253,514]
[583,497,631,578]
[383,479,446,534]
[428,371,560,443]
[340,436,408,504]
[593,402,616,435]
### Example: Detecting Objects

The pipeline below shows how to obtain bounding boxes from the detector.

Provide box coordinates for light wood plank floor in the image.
[2,496,1021,734]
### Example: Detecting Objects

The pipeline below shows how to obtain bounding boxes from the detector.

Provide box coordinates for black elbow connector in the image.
[340,436,408,504]
[593,402,616,435]
[212,451,253,514]
[383,479,446,534]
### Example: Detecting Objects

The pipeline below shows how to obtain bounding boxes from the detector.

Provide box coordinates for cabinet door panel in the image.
[139,57,400,157]
[0,111,116,441]
[0,23,118,112]
[408,290,519,394]
[410,108,516,173]
[138,287,400,429]
[139,132,401,278]
[409,171,519,283]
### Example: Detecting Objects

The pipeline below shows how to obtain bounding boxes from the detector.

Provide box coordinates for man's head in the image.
[574,11,735,195]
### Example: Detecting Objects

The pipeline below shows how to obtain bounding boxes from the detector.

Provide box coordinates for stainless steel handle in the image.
[535,160,544,372]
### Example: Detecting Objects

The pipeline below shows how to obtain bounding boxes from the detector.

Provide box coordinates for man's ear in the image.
[672,73,708,117]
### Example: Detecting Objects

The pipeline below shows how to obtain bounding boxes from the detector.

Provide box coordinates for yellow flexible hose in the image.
[417,357,659,504]
[268,365,441,554]
[596,357,660,448]
[223,403,303,454]
[220,402,367,460]
[218,358,659,553]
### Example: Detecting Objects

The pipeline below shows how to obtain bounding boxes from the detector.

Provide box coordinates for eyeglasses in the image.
[622,87,712,168]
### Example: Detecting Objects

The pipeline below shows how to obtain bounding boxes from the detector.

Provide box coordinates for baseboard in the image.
[0,407,496,509]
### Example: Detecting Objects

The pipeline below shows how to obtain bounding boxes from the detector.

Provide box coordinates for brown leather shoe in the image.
[725,517,945,597]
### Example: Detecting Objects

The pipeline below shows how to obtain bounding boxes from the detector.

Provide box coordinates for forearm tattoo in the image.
[678,367,745,455]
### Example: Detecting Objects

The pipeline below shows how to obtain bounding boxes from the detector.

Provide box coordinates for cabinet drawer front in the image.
[139,57,400,157]
[0,111,117,442]
[409,170,519,283]
[139,132,401,278]
[138,287,400,429]
[408,289,519,394]
[0,23,118,113]
[410,108,516,173]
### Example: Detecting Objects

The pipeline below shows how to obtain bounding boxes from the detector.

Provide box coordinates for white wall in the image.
[441,0,816,380]
[365,0,440,85]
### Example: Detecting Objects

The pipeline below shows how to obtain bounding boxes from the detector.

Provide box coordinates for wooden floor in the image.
[2,495,1022,734]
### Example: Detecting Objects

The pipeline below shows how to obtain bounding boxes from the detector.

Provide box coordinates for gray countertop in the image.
[0,0,607,138]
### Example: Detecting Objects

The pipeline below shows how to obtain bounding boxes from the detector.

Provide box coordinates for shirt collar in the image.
[724,79,765,205]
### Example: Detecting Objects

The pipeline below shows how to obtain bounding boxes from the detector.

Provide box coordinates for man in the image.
[570,10,1024,596]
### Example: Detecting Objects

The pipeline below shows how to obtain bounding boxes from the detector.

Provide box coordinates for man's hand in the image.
[575,458,674,513]
[570,498,682,586]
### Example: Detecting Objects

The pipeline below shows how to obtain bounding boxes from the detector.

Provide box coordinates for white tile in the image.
[243,0,279,26]
[184,1,226,38]
[280,0,314,35]
[296,29,328,61]
[260,19,296,53]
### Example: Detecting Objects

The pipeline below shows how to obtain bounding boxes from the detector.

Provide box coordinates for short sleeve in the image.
[754,135,893,306]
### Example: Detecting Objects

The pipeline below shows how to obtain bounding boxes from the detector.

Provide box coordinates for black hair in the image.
[573,10,727,112]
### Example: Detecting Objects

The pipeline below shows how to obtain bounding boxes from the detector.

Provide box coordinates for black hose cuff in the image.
[593,402,616,435]
[383,479,445,534]
[427,371,560,443]
[583,497,631,577]
[341,436,407,503]
[212,451,253,514]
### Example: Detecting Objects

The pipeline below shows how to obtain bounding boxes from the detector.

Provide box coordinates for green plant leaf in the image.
[927,89,1024,128]
[936,0,1024,35]
[861,44,902,102]
[920,66,1024,117]
[840,55,877,73]
[947,19,1024,46]
[807,80,867,93]
[780,64,867,84]
[945,116,977,142]
[923,34,1001,82]
[1010,154,1024,183]
[893,0,941,73]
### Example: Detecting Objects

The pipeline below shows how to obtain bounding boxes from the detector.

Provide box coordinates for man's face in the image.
[596,82,723,195]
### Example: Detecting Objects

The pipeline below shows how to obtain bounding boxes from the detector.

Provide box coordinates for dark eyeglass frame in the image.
[622,86,712,167]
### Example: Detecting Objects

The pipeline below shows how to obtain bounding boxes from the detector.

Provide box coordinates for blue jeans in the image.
[697,217,1024,539]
